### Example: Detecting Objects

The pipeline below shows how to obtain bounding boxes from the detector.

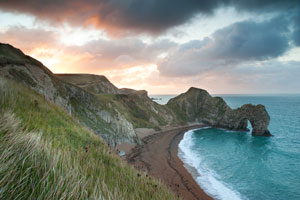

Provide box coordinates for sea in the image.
[150,94,300,200]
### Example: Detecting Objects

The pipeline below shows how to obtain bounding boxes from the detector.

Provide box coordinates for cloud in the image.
[231,0,297,12]
[217,60,300,93]
[0,25,177,73]
[124,59,300,94]
[292,19,300,46]
[66,38,177,71]
[1,24,299,94]
[158,16,291,76]
[0,0,298,35]
[0,26,58,51]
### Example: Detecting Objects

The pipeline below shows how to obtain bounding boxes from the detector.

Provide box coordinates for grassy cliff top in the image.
[0,77,178,200]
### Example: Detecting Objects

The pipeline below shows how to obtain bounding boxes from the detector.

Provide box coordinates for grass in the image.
[96,93,169,129]
[0,43,46,69]
[166,100,187,124]
[0,43,25,61]
[0,77,179,200]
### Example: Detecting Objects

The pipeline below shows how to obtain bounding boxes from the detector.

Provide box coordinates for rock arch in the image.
[236,118,249,130]
[166,87,272,136]
[232,104,271,136]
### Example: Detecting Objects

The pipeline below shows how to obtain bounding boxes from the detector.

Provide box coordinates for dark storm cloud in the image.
[231,0,298,12]
[158,16,292,76]
[292,13,300,46]
[0,0,298,34]
[293,25,300,46]
[210,16,290,60]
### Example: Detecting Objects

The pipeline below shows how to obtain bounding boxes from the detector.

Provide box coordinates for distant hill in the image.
[56,73,120,94]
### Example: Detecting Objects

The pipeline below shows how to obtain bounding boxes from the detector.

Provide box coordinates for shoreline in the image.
[126,125,213,200]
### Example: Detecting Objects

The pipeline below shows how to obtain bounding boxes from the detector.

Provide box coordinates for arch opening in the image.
[237,118,254,132]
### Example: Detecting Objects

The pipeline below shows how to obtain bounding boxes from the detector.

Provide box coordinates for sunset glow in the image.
[0,1,299,94]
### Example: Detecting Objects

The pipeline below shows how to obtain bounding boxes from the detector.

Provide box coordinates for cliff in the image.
[0,43,271,141]
[0,43,177,146]
[56,73,120,94]
[0,76,178,200]
[167,87,271,136]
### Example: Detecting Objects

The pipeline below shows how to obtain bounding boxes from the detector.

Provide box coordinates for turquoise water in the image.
[178,95,300,200]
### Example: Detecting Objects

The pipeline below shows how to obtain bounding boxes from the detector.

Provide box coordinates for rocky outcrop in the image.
[119,88,148,97]
[57,72,178,129]
[56,73,177,129]
[167,87,271,136]
[218,104,271,136]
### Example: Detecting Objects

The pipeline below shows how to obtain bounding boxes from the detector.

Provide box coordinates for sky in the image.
[0,0,299,94]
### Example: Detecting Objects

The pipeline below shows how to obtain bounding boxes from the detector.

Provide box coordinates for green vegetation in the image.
[7,68,37,87]
[0,77,178,200]
[166,100,187,124]
[69,96,114,136]
[0,44,44,68]
[96,93,168,129]
[0,43,25,61]
[0,42,176,144]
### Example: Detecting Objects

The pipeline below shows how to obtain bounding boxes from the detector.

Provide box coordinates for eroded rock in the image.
[220,104,271,136]
[167,87,272,136]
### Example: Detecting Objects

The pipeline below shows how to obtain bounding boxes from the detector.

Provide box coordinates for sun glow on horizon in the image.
[103,64,158,89]
[0,3,299,94]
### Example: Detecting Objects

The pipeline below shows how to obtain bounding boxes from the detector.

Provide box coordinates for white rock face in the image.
[98,110,137,144]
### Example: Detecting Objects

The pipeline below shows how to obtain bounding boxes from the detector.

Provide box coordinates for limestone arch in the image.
[236,104,271,136]
[237,118,251,131]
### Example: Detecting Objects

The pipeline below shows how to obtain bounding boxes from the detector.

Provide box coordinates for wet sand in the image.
[126,125,213,200]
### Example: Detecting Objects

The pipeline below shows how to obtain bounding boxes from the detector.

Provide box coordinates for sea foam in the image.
[178,128,245,200]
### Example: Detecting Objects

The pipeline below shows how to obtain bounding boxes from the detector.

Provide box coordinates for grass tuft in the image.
[0,77,178,200]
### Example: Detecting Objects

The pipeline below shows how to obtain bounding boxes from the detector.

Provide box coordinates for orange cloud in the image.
[2,25,299,95]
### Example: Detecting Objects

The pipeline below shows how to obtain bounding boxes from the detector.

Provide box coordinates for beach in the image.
[126,125,213,200]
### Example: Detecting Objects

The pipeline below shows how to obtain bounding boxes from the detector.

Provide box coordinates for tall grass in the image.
[0,77,178,200]
[0,112,105,199]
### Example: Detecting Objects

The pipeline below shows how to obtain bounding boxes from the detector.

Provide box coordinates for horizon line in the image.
[149,93,300,96]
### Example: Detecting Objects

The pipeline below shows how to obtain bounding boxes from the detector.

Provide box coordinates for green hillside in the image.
[0,43,178,146]
[0,77,178,200]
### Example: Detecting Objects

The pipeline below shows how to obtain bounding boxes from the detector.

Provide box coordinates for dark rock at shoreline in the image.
[167,87,271,136]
